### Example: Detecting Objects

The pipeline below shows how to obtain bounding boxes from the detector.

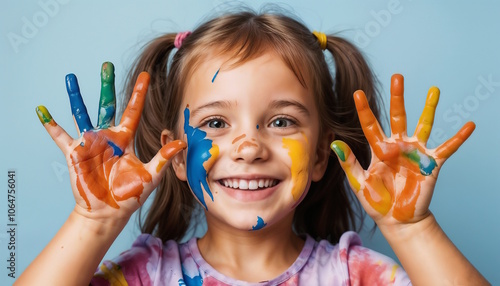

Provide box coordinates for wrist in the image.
[70,206,130,238]
[377,212,442,246]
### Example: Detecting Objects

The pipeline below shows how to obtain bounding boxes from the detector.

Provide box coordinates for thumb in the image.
[330,140,365,193]
[36,105,73,153]
[146,140,187,179]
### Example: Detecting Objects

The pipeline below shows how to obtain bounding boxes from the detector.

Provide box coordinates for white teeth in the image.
[249,180,258,190]
[239,180,248,190]
[221,178,278,190]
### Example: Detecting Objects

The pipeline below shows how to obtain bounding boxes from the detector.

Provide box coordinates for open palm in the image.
[36,62,185,218]
[331,74,475,224]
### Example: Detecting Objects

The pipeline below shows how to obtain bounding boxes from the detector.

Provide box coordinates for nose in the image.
[231,135,269,163]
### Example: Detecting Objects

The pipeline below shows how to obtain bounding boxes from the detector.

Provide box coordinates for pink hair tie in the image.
[174,31,191,49]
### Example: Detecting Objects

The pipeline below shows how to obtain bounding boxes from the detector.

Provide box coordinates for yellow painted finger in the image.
[414,86,440,143]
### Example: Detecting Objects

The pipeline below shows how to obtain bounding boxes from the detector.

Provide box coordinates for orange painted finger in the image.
[435,121,475,159]
[414,87,440,144]
[354,90,387,158]
[330,140,364,192]
[36,105,73,151]
[146,140,187,178]
[119,72,151,133]
[390,74,407,136]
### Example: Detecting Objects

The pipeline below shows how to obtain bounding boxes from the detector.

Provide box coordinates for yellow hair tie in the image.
[312,31,327,50]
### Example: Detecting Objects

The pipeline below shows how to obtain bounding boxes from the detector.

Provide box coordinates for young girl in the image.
[18,10,488,285]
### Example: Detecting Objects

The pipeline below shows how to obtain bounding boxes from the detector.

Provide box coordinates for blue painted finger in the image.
[66,74,94,134]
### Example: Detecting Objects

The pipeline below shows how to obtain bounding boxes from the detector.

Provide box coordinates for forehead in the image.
[182,51,311,108]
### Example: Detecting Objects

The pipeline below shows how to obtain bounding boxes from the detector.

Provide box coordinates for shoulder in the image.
[91,234,187,286]
[302,232,411,285]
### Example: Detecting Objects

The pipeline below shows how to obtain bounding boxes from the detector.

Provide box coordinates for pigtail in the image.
[294,35,381,242]
[122,34,196,242]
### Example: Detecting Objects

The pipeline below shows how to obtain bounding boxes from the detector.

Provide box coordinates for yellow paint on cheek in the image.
[282,136,310,201]
[203,144,219,171]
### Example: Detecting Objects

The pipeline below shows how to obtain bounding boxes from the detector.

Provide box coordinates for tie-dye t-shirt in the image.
[91,231,411,285]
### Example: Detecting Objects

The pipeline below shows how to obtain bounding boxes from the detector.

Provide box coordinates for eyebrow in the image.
[189,100,234,119]
[268,100,310,117]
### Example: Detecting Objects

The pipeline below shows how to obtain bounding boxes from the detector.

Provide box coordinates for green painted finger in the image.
[36,105,54,125]
[97,62,116,128]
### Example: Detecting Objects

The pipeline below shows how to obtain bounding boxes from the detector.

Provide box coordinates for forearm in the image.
[16,207,129,286]
[380,214,489,286]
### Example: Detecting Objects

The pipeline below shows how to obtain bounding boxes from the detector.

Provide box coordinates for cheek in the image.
[183,107,219,211]
[282,134,311,203]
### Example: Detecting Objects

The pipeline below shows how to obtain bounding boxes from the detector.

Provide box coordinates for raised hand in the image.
[36,62,186,218]
[331,74,475,224]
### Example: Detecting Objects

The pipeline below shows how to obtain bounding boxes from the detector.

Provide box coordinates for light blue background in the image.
[1,0,499,284]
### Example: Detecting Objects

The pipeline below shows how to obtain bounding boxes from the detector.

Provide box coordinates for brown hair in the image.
[123,9,380,243]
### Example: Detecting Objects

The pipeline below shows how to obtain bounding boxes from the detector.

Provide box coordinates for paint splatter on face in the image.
[282,134,310,202]
[251,216,267,231]
[211,68,220,83]
[183,107,219,210]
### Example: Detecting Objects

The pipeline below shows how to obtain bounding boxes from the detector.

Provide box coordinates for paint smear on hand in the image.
[282,135,310,201]
[70,130,152,211]
[403,148,437,176]
[184,107,219,210]
[251,216,267,230]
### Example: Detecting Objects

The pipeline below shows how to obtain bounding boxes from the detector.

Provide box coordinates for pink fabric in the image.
[175,31,192,49]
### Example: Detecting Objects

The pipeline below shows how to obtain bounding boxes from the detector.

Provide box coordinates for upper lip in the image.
[215,174,281,180]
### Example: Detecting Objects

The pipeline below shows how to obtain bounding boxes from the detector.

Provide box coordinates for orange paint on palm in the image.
[393,171,422,221]
[364,174,393,216]
[282,136,310,201]
[71,130,152,211]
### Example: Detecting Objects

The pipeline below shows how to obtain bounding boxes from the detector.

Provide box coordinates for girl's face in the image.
[174,51,330,231]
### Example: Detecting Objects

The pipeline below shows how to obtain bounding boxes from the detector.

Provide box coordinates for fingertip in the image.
[36,105,53,125]
[330,140,349,162]
[160,140,187,160]
[101,62,115,83]
[135,72,151,91]
[461,121,476,138]
[65,73,79,94]
[427,86,440,104]
[353,90,368,109]
[391,74,404,85]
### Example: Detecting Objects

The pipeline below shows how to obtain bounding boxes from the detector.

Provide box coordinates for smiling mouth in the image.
[218,179,279,190]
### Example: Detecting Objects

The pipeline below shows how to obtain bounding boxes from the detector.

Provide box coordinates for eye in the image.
[200,117,227,129]
[269,117,296,128]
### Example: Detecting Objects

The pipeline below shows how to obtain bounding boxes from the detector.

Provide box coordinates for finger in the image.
[434,121,475,159]
[414,86,440,144]
[36,105,73,151]
[354,90,387,157]
[390,74,407,137]
[145,140,187,178]
[330,140,365,192]
[119,72,150,133]
[66,74,94,135]
[97,62,116,129]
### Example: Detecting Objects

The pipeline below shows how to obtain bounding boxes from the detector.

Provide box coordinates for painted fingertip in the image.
[36,105,52,124]
[160,140,187,160]
[427,86,440,104]
[65,74,80,94]
[391,73,404,83]
[330,140,348,162]
[101,62,115,83]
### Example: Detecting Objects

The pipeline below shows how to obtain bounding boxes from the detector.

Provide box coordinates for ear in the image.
[311,131,335,182]
[161,129,187,181]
